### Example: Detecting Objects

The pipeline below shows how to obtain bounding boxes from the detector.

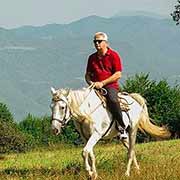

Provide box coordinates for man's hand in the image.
[94,82,104,89]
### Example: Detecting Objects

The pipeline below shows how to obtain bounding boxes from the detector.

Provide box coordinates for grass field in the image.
[0,139,180,180]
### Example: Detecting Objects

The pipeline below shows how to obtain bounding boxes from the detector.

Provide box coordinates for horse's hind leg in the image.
[125,127,139,176]
[133,152,140,173]
[121,136,140,172]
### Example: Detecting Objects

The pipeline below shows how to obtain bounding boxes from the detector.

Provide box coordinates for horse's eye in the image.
[61,106,65,110]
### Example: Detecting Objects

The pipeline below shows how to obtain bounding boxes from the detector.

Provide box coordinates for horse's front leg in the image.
[82,131,102,180]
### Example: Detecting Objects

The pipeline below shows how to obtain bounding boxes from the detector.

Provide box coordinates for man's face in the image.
[93,35,107,51]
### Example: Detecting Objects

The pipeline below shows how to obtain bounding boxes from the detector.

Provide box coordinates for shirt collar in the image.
[96,48,111,57]
[106,48,111,56]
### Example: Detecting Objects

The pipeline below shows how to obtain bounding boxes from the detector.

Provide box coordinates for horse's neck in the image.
[69,89,87,108]
[69,88,101,115]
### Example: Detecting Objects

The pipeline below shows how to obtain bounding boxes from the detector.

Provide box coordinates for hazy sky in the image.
[0,0,177,28]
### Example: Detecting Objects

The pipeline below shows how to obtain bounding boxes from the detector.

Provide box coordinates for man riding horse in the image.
[85,32,128,139]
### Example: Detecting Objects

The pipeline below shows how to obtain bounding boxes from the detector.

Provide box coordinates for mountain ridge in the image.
[0,15,179,120]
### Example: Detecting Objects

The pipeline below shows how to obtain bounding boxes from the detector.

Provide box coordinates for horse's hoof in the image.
[136,169,140,175]
[88,172,97,180]
[92,172,98,180]
[125,171,130,177]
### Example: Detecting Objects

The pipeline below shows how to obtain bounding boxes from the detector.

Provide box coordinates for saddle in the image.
[94,89,130,112]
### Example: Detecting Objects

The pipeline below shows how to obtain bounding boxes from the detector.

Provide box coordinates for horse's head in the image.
[50,87,71,135]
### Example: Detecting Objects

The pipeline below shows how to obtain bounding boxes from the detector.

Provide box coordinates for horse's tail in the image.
[130,93,171,139]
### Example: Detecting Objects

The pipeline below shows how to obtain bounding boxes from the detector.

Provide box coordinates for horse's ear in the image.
[51,87,56,95]
[61,88,70,97]
[66,88,70,96]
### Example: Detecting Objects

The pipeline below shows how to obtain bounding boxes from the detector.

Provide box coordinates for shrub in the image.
[0,121,28,153]
[0,103,29,153]
[123,73,180,138]
[0,103,14,123]
[18,114,79,146]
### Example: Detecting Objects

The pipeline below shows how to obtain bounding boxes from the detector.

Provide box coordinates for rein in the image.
[78,84,106,116]
[51,84,101,126]
[51,117,66,126]
[51,85,110,138]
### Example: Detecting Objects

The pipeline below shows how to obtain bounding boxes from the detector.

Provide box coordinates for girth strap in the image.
[102,119,115,138]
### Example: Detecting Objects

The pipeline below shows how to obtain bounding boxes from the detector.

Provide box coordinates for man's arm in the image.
[94,71,122,89]
[102,71,121,86]
[85,72,93,85]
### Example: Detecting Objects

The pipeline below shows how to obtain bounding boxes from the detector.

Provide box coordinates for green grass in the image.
[0,140,180,180]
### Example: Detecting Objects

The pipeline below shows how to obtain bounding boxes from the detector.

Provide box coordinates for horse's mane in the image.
[53,87,99,124]
[68,88,94,124]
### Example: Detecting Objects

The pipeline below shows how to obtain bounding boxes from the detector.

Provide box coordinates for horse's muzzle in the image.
[52,128,60,135]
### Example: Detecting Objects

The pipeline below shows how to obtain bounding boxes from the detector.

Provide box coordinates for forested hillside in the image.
[0,15,179,120]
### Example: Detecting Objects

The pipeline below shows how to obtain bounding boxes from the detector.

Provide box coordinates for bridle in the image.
[51,84,106,128]
[51,97,71,127]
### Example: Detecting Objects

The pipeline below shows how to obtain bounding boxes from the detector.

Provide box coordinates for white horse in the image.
[50,86,170,179]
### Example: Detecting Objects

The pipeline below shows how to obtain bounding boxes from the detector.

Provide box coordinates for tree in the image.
[123,73,180,139]
[0,102,28,153]
[0,103,14,123]
[171,0,180,25]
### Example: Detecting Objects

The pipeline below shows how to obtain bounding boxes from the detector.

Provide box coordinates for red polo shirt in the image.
[86,48,123,90]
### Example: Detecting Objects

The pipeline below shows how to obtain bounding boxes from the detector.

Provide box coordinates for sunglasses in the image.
[93,40,104,44]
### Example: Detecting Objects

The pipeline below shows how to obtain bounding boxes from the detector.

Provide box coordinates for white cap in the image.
[94,32,108,41]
